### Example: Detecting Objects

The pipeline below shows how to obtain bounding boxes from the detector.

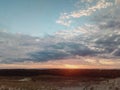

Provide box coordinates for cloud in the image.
[0,18,119,64]
[81,0,94,3]
[0,57,120,69]
[89,4,120,59]
[29,49,69,62]
[29,25,120,63]
[56,17,72,27]
[0,0,119,69]
[93,5,120,30]
[70,0,113,18]
[57,0,113,26]
[115,0,120,4]
[0,31,44,63]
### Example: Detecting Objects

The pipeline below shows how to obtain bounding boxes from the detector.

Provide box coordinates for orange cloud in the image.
[0,56,119,69]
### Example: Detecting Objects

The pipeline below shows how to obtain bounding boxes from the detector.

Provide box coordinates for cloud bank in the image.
[0,0,119,68]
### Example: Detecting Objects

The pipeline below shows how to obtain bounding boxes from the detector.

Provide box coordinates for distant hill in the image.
[0,69,120,78]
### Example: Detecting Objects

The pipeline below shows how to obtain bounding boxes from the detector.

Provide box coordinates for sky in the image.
[0,0,120,69]
[0,0,77,36]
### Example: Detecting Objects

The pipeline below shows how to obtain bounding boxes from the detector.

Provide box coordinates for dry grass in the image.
[0,77,119,90]
[0,72,119,90]
[0,77,59,90]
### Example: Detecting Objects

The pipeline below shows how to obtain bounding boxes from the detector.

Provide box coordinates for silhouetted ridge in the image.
[0,69,119,78]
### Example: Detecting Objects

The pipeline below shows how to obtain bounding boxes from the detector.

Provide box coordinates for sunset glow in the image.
[64,64,80,69]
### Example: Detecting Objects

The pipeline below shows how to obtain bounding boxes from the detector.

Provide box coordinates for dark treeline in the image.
[0,69,120,78]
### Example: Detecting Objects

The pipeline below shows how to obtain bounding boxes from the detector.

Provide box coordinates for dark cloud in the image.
[29,42,98,62]
[88,4,120,58]
[30,50,69,62]
[0,31,44,63]
[93,5,120,30]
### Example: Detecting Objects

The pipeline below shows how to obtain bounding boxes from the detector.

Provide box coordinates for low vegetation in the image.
[0,69,119,90]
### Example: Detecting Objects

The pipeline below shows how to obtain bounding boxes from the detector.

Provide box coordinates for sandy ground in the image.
[0,76,120,90]
[61,78,120,90]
